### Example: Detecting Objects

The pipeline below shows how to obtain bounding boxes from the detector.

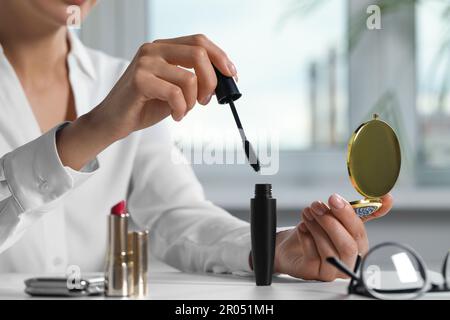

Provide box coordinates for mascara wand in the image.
[213,66,261,173]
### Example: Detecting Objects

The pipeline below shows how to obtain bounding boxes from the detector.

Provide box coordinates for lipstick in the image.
[128,231,149,298]
[105,201,134,297]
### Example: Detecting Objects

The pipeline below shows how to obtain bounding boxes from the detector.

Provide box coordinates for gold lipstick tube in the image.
[129,230,149,298]
[105,212,134,297]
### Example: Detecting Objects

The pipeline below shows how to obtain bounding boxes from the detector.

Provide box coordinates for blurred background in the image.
[79,0,450,267]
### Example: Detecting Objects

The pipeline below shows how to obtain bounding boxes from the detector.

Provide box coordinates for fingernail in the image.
[303,209,314,221]
[227,61,237,76]
[201,94,212,105]
[311,201,327,215]
[173,113,183,122]
[330,193,346,209]
[233,74,239,82]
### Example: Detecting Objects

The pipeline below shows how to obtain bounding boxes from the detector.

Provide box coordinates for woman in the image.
[0,0,392,280]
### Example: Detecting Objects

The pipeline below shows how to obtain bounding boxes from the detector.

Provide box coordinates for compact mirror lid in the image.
[347,114,401,199]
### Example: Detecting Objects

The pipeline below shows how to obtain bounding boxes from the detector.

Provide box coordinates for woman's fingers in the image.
[294,194,392,281]
[138,34,238,109]
[148,60,198,113]
[137,74,187,121]
[302,208,341,281]
[327,194,369,252]
[140,42,215,105]
[297,225,320,261]
[309,201,363,269]
[154,34,237,78]
[296,225,321,280]
[88,34,237,154]
[361,193,394,222]
[155,43,216,105]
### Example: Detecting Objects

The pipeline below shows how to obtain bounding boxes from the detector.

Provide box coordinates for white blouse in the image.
[0,32,251,274]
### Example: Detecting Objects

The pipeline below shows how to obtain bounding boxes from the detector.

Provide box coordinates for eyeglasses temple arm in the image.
[354,254,362,272]
[442,251,450,288]
[349,254,362,289]
[326,257,360,281]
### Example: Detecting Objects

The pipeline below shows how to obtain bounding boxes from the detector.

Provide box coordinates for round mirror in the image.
[347,115,401,199]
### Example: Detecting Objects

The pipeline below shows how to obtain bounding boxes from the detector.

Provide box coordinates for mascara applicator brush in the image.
[213,66,261,173]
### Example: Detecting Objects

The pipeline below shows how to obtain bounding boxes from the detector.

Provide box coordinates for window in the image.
[81,0,450,208]
[148,0,348,152]
[416,0,450,185]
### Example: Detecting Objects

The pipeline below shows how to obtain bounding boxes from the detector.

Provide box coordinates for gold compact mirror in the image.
[347,114,401,218]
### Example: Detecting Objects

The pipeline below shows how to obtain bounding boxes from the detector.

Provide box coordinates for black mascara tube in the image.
[251,184,276,286]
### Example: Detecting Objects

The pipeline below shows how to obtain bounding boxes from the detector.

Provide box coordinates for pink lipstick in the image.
[104,201,134,297]
[111,200,126,216]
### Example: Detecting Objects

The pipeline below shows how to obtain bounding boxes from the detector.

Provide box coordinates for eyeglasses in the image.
[327,242,450,300]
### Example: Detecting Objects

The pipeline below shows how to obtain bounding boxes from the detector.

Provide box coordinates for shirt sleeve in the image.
[0,123,99,253]
[127,122,252,274]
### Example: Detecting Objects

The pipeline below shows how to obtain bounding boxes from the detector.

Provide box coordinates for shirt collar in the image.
[67,30,96,80]
[0,30,96,80]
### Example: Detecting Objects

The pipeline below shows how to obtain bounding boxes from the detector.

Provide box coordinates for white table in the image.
[1,261,449,300]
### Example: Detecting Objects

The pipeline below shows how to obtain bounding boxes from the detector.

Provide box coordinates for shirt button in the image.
[38,179,49,191]
[53,257,63,266]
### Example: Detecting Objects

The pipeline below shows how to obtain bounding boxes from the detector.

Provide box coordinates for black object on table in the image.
[251,184,276,286]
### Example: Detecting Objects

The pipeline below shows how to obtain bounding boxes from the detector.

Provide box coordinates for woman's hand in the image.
[273,194,393,281]
[57,34,237,170]
[93,34,237,139]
